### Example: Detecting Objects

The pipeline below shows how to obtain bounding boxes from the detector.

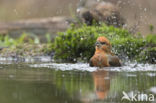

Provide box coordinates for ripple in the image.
[149,87,156,94]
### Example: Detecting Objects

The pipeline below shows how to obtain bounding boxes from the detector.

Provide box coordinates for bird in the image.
[89,36,121,67]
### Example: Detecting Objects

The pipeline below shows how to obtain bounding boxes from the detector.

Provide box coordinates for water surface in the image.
[0,62,155,103]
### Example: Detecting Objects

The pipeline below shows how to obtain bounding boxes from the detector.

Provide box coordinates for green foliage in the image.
[52,24,155,63]
[52,24,140,62]
[137,47,156,64]
[0,35,14,47]
[53,24,98,62]
[112,37,146,59]
[0,25,155,63]
[146,34,156,44]
[46,33,52,43]
[135,34,156,63]
[149,24,154,32]
[0,32,40,47]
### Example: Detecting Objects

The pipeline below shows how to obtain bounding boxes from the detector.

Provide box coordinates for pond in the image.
[0,60,155,103]
[0,0,155,103]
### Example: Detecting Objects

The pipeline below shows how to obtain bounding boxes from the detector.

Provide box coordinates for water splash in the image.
[30,63,97,72]
[0,56,52,64]
[0,57,155,72]
[30,62,155,72]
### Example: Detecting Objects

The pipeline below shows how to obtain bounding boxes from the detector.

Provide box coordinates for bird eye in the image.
[100,42,106,45]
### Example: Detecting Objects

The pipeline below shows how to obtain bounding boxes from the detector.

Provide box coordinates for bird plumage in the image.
[90,36,121,67]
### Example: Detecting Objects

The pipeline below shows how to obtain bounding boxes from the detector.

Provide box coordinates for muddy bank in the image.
[0,16,71,42]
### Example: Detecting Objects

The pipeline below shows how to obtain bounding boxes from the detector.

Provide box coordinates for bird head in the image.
[95,36,111,53]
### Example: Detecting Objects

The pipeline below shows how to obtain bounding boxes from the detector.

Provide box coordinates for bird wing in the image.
[108,55,121,67]
[89,59,94,67]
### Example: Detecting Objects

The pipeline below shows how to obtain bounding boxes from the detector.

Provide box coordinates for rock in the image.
[77,1,125,27]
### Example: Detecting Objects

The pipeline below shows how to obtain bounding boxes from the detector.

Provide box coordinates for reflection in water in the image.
[0,63,156,103]
[93,70,110,100]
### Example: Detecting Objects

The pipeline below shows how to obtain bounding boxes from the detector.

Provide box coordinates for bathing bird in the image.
[90,36,121,67]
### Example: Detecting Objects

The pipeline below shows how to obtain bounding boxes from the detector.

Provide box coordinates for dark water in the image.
[0,63,156,103]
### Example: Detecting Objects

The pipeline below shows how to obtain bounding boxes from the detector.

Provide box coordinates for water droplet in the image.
[14,9,18,15]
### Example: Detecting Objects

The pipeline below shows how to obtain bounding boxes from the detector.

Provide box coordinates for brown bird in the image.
[90,36,121,67]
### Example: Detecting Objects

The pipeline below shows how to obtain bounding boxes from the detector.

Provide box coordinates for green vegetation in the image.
[52,24,156,63]
[0,33,52,57]
[149,24,154,33]
[0,33,40,47]
[137,34,156,63]
[0,24,155,63]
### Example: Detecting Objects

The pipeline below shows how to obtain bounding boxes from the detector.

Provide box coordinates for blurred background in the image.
[0,0,156,35]
[0,0,79,22]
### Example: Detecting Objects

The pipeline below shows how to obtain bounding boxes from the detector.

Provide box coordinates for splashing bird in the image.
[89,36,121,67]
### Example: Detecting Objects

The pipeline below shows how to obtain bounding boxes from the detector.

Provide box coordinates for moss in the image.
[136,34,156,63]
[52,24,152,62]
[0,43,48,57]
[149,24,154,32]
[137,47,156,64]
[0,33,50,57]
[53,25,139,61]
[145,34,156,44]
